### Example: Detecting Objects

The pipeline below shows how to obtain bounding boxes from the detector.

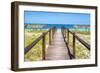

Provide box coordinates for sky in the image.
[24,11,90,25]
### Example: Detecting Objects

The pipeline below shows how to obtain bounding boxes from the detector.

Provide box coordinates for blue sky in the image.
[24,11,90,25]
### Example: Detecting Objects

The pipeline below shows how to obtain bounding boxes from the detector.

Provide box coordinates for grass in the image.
[24,29,49,61]
[66,29,90,59]
[24,28,91,61]
[25,39,43,61]
[24,29,47,47]
[75,40,90,59]
[71,29,90,44]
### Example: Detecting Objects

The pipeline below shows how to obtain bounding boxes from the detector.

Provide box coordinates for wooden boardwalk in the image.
[45,29,70,60]
[24,27,90,60]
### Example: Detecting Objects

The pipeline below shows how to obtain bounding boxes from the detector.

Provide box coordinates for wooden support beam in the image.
[49,30,51,45]
[67,29,69,44]
[73,32,75,59]
[42,33,45,60]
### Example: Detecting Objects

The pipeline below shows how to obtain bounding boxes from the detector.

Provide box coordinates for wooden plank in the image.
[45,29,70,60]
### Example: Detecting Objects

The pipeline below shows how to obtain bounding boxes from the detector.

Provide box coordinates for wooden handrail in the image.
[24,27,56,55]
[62,26,90,59]
[74,34,90,50]
[68,29,90,50]
[24,34,44,54]
[61,27,74,59]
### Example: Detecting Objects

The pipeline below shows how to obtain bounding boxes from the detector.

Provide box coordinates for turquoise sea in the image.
[25,24,90,31]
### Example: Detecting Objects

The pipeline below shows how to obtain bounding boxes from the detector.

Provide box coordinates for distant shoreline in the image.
[24,24,90,29]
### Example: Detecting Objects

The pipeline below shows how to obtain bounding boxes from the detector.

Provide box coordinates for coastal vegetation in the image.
[24,25,90,61]
[24,29,49,61]
[67,29,90,59]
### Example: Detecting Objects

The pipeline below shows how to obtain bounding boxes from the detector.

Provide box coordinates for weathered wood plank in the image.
[45,29,70,60]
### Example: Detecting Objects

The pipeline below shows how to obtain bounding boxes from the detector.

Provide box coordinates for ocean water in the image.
[25,24,90,31]
[69,28,90,31]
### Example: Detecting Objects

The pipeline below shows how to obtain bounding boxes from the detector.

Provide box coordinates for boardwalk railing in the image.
[62,27,90,59]
[61,27,74,59]
[25,27,56,60]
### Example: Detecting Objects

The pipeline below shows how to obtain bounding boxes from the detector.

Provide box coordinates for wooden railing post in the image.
[53,27,55,35]
[52,28,53,39]
[42,33,45,60]
[65,29,66,38]
[55,27,56,33]
[62,27,64,33]
[54,27,55,34]
[67,29,69,44]
[62,27,64,36]
[52,27,55,39]
[64,28,65,37]
[63,28,65,37]
[73,32,75,58]
[49,29,51,45]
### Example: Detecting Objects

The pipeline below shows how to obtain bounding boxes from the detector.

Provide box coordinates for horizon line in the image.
[24,23,90,25]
